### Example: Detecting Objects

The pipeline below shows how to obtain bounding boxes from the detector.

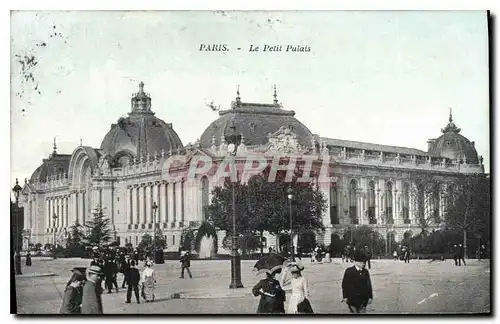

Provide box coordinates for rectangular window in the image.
[172,235,175,245]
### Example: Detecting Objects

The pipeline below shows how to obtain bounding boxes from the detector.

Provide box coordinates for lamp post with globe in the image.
[12,178,23,275]
[225,119,244,289]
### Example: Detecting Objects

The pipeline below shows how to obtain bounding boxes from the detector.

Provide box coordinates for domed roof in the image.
[427,110,479,164]
[200,88,314,148]
[100,82,184,161]
[30,139,72,183]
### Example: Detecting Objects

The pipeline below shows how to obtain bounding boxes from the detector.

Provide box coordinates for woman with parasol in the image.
[252,254,287,314]
[281,263,313,314]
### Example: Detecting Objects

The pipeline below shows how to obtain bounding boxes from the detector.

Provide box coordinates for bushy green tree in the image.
[208,165,327,251]
[84,204,111,246]
[66,221,85,257]
[444,174,490,257]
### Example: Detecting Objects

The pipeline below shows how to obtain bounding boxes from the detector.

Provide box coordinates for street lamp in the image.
[152,201,158,263]
[287,188,295,262]
[225,118,243,289]
[12,178,22,275]
[53,213,58,259]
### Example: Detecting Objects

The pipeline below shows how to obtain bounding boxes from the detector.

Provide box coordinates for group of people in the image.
[59,257,158,314]
[252,262,312,314]
[253,248,374,315]
[392,246,411,263]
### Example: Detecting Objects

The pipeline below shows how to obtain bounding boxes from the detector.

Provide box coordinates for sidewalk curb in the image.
[16,273,57,279]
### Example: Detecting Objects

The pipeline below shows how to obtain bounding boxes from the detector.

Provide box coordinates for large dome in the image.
[200,91,314,148]
[427,112,479,164]
[100,82,183,164]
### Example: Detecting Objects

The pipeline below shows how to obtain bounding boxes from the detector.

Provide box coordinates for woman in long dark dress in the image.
[59,268,86,314]
[252,270,286,314]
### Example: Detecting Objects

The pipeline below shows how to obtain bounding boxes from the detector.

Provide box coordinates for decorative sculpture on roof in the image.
[267,125,304,154]
[441,108,461,134]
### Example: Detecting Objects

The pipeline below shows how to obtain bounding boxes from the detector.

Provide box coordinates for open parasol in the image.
[253,254,287,275]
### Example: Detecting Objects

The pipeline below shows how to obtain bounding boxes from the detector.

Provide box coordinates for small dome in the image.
[100,82,184,163]
[428,111,479,164]
[30,154,72,183]
[200,88,314,148]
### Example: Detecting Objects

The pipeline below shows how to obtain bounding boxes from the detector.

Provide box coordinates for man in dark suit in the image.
[179,251,193,279]
[342,249,373,314]
[126,260,141,304]
[121,255,131,288]
[363,246,372,269]
[81,265,104,314]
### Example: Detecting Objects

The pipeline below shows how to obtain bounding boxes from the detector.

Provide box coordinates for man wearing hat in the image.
[341,249,373,314]
[59,267,86,314]
[179,251,193,279]
[81,265,104,314]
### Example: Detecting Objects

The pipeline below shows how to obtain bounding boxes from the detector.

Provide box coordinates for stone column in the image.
[144,185,151,224]
[155,183,161,223]
[171,182,177,223]
[159,183,166,224]
[139,185,145,224]
[126,187,131,225]
[160,183,169,223]
[45,199,49,230]
[133,186,139,224]
[181,180,185,223]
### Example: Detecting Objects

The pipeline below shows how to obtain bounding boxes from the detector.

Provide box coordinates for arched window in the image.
[329,182,339,224]
[368,181,376,224]
[201,176,209,222]
[403,183,410,223]
[385,182,393,224]
[349,179,358,224]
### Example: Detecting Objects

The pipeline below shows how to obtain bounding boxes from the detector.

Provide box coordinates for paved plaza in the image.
[14,257,490,314]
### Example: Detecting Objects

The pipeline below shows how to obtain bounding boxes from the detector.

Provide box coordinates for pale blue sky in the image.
[10,11,490,182]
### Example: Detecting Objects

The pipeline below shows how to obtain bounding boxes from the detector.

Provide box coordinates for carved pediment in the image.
[266,125,305,154]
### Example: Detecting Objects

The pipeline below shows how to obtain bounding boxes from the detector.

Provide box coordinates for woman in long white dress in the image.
[281,263,312,314]
[141,261,156,302]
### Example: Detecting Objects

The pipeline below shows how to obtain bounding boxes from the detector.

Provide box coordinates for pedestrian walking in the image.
[252,270,286,314]
[458,244,466,266]
[452,244,459,266]
[403,248,410,263]
[25,251,32,266]
[141,260,156,302]
[282,263,313,314]
[341,250,373,314]
[81,265,104,314]
[125,260,141,304]
[104,258,119,293]
[179,251,193,279]
[121,255,131,288]
[393,250,398,261]
[363,246,372,269]
[59,267,86,314]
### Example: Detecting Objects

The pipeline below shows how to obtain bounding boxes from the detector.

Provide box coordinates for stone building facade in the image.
[20,83,485,252]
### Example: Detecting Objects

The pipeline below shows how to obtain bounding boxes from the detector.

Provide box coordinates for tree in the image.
[138,233,152,251]
[180,229,195,251]
[444,174,490,258]
[208,165,327,252]
[342,225,386,255]
[66,221,85,257]
[84,204,112,246]
[34,243,43,252]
